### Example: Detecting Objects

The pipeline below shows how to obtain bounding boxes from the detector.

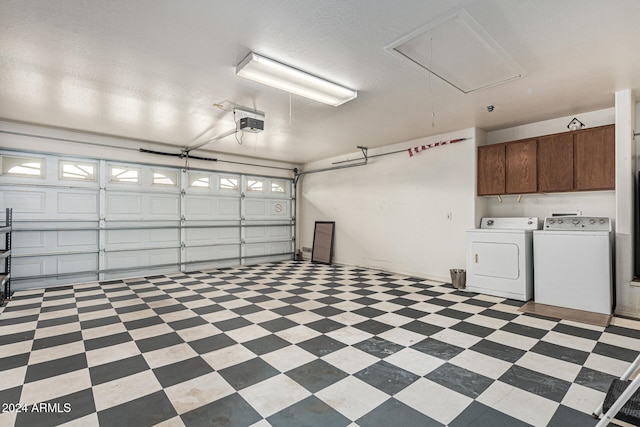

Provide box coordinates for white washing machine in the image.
[534,216,613,315]
[466,217,539,301]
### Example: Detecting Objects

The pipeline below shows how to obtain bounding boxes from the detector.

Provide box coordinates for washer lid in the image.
[479,217,539,230]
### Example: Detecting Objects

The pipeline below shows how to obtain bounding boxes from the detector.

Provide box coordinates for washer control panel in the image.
[543,216,611,231]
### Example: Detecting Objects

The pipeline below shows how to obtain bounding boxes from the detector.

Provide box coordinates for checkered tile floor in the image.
[1,260,638,426]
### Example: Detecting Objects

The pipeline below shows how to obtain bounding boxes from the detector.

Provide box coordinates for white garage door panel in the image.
[148,248,181,265]
[107,220,179,228]
[13,230,98,254]
[106,193,179,220]
[57,254,98,273]
[58,192,98,215]
[149,229,180,244]
[106,252,143,270]
[245,200,267,216]
[186,245,240,263]
[0,188,46,214]
[58,230,99,248]
[219,198,241,216]
[149,195,180,216]
[12,254,99,290]
[106,229,143,245]
[245,244,266,257]
[245,199,290,220]
[105,265,177,280]
[106,229,179,249]
[188,259,239,271]
[106,248,179,270]
[185,196,212,216]
[13,259,44,278]
[106,193,142,215]
[245,227,267,239]
[249,254,292,265]
[271,200,290,217]
[245,226,291,241]
[2,188,99,220]
[185,227,239,244]
[185,196,240,220]
[245,241,291,257]
[12,231,45,251]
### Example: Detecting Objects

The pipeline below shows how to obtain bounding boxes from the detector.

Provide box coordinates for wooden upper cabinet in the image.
[505,138,537,194]
[574,125,615,190]
[537,133,574,192]
[477,144,505,195]
[476,124,615,196]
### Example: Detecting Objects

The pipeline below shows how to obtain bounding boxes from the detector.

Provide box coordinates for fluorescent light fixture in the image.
[236,52,357,106]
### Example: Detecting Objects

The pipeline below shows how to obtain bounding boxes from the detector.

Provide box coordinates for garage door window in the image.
[247,179,264,192]
[271,180,286,193]
[2,155,44,177]
[60,161,96,181]
[153,169,178,186]
[189,172,210,188]
[219,176,239,191]
[109,165,140,183]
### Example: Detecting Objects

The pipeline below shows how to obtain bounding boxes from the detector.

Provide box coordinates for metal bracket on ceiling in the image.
[331,146,369,166]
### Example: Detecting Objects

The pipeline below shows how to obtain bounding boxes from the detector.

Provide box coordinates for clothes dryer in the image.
[466,217,539,301]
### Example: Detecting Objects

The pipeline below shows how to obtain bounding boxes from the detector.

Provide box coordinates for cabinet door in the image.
[575,125,615,190]
[506,138,537,194]
[477,144,505,195]
[538,134,573,192]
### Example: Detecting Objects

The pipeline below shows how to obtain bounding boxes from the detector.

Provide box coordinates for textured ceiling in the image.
[1,0,639,165]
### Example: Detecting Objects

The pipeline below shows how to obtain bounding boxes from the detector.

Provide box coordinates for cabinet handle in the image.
[475,253,478,263]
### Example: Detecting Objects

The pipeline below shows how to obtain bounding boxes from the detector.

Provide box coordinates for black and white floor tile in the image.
[0,260,638,426]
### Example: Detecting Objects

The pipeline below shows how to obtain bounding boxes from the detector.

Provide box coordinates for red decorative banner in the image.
[407,137,467,157]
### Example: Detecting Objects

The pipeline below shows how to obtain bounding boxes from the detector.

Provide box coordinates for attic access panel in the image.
[387,8,525,93]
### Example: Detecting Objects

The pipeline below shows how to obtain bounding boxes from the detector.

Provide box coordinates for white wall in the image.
[487,108,616,144]
[298,128,477,282]
[482,192,616,220]
[482,108,616,220]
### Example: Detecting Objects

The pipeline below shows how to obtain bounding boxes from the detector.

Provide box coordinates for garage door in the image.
[0,151,294,291]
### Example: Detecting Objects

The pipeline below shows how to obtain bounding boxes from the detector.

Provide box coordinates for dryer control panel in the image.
[543,216,611,231]
[480,217,539,230]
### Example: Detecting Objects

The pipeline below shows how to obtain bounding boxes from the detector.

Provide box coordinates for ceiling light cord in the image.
[233,110,243,145]
[429,37,436,128]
